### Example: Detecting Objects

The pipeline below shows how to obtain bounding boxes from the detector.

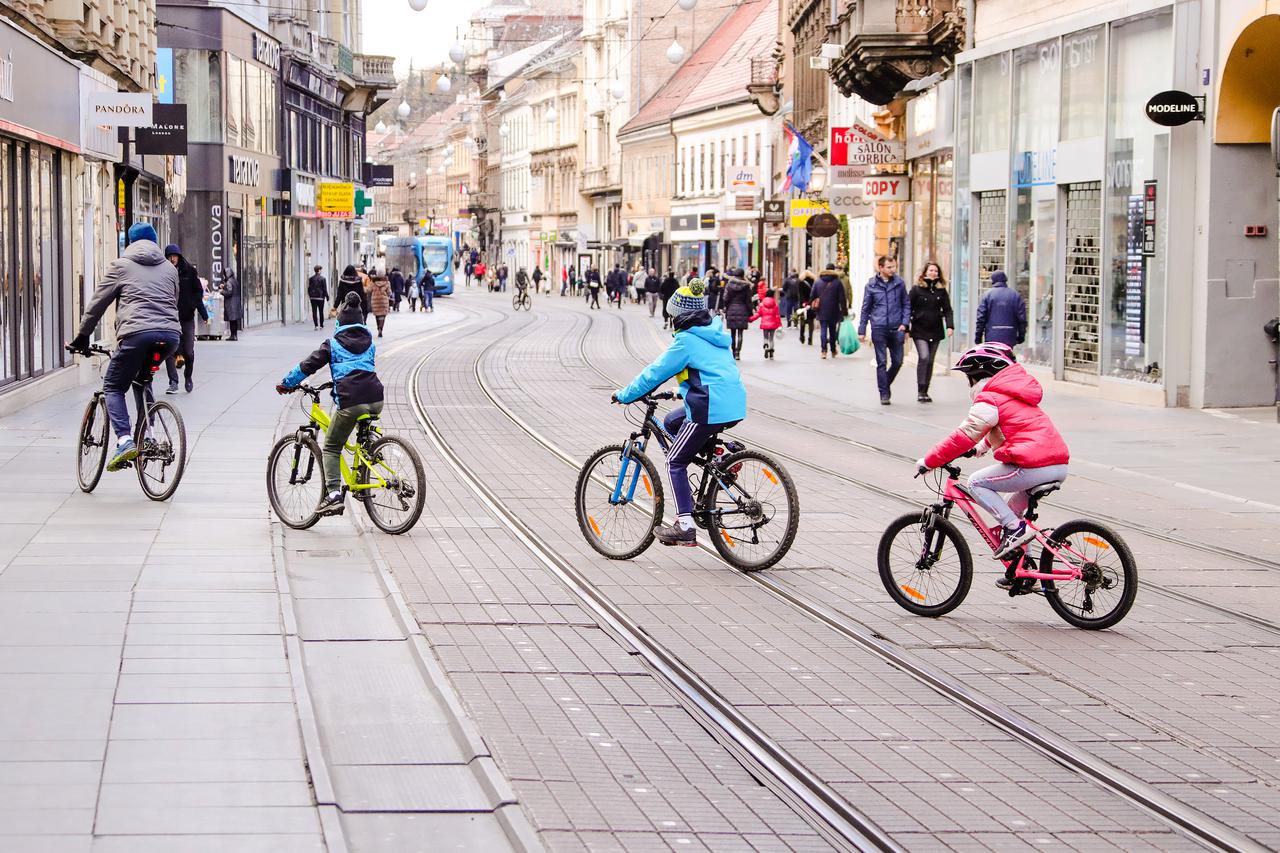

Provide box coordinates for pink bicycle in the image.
[877,462,1138,630]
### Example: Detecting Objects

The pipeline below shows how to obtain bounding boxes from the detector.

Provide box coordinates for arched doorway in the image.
[1215,11,1280,143]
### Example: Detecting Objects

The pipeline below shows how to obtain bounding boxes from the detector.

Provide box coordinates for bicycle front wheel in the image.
[77,396,110,493]
[576,444,663,559]
[359,436,426,535]
[1039,519,1138,630]
[706,449,799,571]
[877,512,973,616]
[267,435,323,530]
[134,400,187,502]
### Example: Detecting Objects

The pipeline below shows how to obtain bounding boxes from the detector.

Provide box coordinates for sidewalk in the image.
[0,308,529,852]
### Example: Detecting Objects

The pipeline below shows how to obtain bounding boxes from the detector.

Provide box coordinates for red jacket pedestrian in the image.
[756,279,768,301]
[749,295,782,331]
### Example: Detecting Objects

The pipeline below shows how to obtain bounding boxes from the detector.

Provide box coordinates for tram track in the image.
[449,301,1266,853]
[598,306,1280,638]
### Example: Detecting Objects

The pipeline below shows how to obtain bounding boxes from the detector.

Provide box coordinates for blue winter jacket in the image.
[616,312,747,425]
[857,274,911,335]
[975,282,1027,346]
[281,323,384,409]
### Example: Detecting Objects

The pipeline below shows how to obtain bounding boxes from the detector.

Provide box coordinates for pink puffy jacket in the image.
[924,364,1069,470]
[749,296,782,331]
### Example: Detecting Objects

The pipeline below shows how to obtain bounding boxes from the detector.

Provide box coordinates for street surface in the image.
[1,287,1277,852]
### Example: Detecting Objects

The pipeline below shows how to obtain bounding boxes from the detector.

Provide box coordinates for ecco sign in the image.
[87,92,153,127]
[228,154,261,187]
[862,177,910,202]
[1144,90,1203,127]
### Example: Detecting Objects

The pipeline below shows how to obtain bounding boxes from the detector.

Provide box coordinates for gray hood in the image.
[76,240,180,341]
[123,240,169,266]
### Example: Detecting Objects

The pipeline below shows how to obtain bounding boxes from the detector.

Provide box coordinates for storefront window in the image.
[226,57,243,148]
[1104,11,1171,381]
[0,140,10,383]
[173,50,223,143]
[1060,26,1106,140]
[243,63,260,151]
[954,64,973,342]
[972,55,1010,153]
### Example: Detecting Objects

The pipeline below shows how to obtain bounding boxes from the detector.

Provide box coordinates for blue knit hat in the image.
[667,278,707,316]
[127,222,158,245]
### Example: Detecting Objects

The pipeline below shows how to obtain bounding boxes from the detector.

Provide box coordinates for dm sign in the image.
[1144,90,1202,127]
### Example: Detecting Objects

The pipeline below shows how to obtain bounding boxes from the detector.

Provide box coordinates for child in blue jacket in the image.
[614,280,748,546]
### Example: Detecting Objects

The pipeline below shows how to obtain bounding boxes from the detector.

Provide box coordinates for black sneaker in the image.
[993,521,1035,559]
[166,383,179,395]
[655,523,697,547]
[185,379,193,393]
[880,396,891,406]
[315,492,345,517]
[918,393,932,403]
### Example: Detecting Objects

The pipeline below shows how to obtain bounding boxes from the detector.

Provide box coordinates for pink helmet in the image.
[954,342,1016,378]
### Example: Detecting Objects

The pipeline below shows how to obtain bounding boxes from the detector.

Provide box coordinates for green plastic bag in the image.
[838,318,859,354]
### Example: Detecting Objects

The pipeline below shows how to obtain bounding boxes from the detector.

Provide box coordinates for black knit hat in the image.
[337,291,364,326]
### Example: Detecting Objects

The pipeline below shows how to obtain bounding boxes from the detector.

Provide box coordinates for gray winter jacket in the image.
[77,240,180,340]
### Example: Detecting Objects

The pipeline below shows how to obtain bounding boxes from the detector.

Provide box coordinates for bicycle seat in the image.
[1027,482,1062,499]
[356,413,380,422]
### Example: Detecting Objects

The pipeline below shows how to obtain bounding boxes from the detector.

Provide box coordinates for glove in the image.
[68,335,91,354]
[916,458,930,476]
[275,383,291,395]
[610,393,621,404]
[960,449,977,458]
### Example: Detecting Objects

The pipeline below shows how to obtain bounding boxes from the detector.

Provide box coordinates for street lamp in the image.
[546,105,558,123]
[449,41,466,65]
[666,38,685,64]
[610,80,625,100]
[435,73,452,94]
[397,101,410,119]
[407,0,427,10]
[678,0,697,8]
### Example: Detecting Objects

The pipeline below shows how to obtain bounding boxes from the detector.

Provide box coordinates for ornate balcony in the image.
[828,0,965,105]
[747,54,782,116]
[580,164,621,196]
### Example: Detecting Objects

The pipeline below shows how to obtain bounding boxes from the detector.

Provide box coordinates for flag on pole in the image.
[782,123,814,192]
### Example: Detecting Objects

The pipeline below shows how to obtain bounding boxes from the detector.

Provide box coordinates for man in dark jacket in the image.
[858,256,911,404]
[162,244,209,394]
[705,267,722,313]
[659,269,680,327]
[532,265,544,294]
[307,266,329,329]
[388,267,405,312]
[606,264,626,308]
[69,222,180,472]
[780,270,800,326]
[975,270,1027,347]
[220,269,243,340]
[334,264,370,321]
[796,271,816,345]
[643,267,662,316]
[811,267,849,360]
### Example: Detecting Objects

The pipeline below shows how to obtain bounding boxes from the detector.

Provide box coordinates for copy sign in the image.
[862,177,909,202]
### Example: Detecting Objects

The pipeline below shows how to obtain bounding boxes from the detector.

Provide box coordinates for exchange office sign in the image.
[317,182,355,218]
[789,199,829,228]
[1144,90,1203,126]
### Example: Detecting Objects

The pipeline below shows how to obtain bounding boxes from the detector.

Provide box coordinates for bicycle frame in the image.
[933,474,1088,583]
[296,398,390,494]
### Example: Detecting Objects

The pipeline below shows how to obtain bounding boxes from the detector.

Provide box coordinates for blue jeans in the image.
[424,290,434,310]
[663,410,735,515]
[870,327,905,398]
[103,330,180,439]
[819,318,840,355]
[779,296,796,325]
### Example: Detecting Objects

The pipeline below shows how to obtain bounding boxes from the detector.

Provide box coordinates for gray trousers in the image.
[968,462,1069,528]
[323,401,384,492]
[165,317,196,384]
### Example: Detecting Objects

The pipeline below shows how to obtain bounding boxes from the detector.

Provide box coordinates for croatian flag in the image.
[782,123,814,192]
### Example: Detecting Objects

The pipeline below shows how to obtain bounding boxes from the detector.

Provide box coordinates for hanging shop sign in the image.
[87,92,152,127]
[762,199,786,223]
[862,177,910,202]
[135,103,188,155]
[317,182,355,217]
[805,213,839,238]
[725,165,760,194]
[1144,90,1203,126]
[826,185,873,216]
[363,163,394,187]
[830,123,904,173]
[789,199,829,228]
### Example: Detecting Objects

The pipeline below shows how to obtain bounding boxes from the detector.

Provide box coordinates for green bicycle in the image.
[267,382,426,534]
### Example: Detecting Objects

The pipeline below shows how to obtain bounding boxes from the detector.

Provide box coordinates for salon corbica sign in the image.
[1144,90,1201,126]
[87,92,153,126]
[228,154,261,187]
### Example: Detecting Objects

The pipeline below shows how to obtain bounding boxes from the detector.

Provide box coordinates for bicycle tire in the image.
[77,396,110,493]
[267,435,323,530]
[1039,519,1138,630]
[360,436,426,535]
[877,512,973,616]
[576,444,663,560]
[134,399,187,502]
[706,449,799,572]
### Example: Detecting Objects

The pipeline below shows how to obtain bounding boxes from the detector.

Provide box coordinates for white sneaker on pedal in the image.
[993,521,1035,559]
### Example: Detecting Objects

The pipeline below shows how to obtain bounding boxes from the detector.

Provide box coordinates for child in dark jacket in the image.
[276,292,385,516]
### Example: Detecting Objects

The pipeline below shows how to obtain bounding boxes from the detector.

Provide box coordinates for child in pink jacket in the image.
[749,289,783,360]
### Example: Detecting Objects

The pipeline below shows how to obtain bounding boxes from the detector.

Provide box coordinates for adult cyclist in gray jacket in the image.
[69,222,180,473]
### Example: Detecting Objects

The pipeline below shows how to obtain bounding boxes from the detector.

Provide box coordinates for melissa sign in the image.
[87,92,152,127]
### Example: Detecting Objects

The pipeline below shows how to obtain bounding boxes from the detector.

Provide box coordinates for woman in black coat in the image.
[334,264,370,322]
[659,270,679,327]
[220,270,243,340]
[907,261,954,403]
[720,270,754,360]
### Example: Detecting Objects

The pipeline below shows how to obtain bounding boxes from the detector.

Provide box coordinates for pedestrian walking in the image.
[633,266,648,304]
[908,261,954,403]
[749,288,782,360]
[560,266,569,296]
[163,244,208,394]
[307,265,329,329]
[659,269,679,327]
[796,271,816,345]
[974,269,1027,348]
[335,264,370,322]
[720,268,753,360]
[706,267,722,313]
[388,267,405,311]
[643,267,662,316]
[812,267,849,360]
[464,259,474,287]
[780,270,799,326]
[567,266,578,296]
[586,266,603,309]
[607,264,626,309]
[368,274,392,337]
[406,276,420,312]
[858,256,911,405]
[420,268,436,312]
[220,268,243,340]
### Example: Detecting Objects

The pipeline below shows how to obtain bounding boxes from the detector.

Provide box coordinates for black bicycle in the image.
[512,285,531,311]
[575,392,799,570]
[70,343,187,501]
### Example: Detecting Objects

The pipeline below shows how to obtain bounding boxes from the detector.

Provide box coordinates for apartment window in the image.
[755,133,761,167]
[225,56,243,147]
[699,144,705,192]
[731,137,737,167]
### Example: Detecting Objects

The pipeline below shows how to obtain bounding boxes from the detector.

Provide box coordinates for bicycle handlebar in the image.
[66,343,111,357]
[645,391,683,402]
[292,382,333,398]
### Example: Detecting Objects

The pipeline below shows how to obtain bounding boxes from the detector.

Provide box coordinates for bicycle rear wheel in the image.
[1039,519,1137,630]
[576,444,663,559]
[877,512,973,616]
[706,449,799,571]
[267,435,323,530]
[77,396,110,493]
[359,436,426,534]
[134,399,187,502]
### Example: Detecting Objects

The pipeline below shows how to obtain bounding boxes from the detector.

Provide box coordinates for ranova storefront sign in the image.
[1144,90,1203,126]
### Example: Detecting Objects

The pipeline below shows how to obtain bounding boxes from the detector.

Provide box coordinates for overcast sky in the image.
[363,0,491,77]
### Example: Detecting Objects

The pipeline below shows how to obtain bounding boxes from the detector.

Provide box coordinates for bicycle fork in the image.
[610,440,647,505]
